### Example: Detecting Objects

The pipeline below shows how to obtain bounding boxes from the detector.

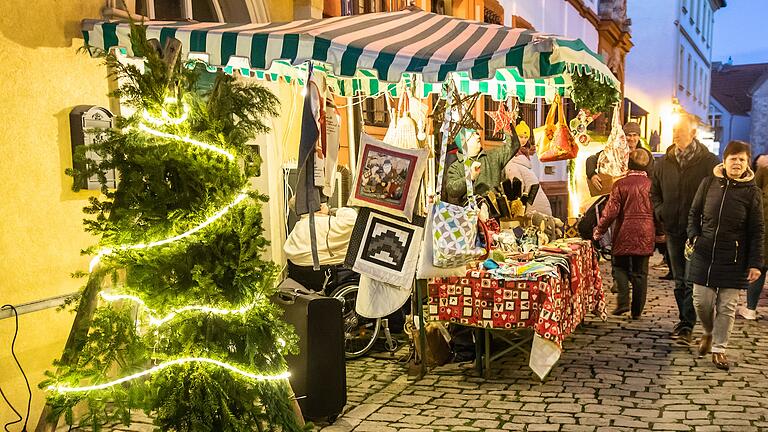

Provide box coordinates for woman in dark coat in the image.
[687,140,764,370]
[594,148,655,319]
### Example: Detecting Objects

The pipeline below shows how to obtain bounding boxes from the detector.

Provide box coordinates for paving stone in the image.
[353,421,396,431]
[66,261,768,432]
[472,419,501,429]
[548,403,583,413]
[650,423,690,431]
[526,425,562,431]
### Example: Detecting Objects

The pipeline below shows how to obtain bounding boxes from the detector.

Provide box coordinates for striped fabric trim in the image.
[84,7,617,101]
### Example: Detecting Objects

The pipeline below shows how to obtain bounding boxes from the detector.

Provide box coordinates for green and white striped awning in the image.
[82,7,618,103]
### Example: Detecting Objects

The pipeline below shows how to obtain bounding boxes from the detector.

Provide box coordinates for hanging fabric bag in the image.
[597,103,629,177]
[538,94,579,162]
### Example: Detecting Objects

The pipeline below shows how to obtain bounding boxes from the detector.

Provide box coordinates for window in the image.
[431,0,452,15]
[710,114,722,142]
[696,0,702,30]
[678,45,685,89]
[519,103,537,128]
[693,64,698,100]
[687,54,692,90]
[682,0,688,13]
[361,95,390,127]
[129,0,261,22]
[358,0,386,14]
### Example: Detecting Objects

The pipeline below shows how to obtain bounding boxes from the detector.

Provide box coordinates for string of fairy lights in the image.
[51,99,290,395]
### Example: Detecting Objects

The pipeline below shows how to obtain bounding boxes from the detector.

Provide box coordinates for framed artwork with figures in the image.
[348,133,427,220]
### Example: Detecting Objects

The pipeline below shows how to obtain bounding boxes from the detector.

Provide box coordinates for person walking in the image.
[593,148,655,319]
[651,114,719,345]
[687,140,764,370]
[738,160,768,320]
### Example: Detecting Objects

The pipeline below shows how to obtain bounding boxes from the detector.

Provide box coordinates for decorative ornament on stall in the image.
[568,109,601,146]
[485,98,516,136]
[429,84,483,145]
[383,90,427,150]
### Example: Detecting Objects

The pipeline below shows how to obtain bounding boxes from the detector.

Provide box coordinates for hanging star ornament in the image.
[485,100,516,136]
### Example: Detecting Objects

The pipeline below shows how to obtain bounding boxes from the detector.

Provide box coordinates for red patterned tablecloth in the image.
[428,240,607,348]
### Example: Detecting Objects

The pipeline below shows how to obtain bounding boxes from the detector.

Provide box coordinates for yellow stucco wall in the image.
[0,0,111,428]
[266,0,293,21]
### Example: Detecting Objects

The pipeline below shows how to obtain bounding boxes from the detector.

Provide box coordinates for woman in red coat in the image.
[594,148,656,318]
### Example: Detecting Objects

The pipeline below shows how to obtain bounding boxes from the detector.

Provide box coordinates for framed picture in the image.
[345,208,426,287]
[348,133,428,220]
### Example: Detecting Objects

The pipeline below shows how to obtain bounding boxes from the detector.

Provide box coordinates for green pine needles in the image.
[42,23,308,432]
[569,72,621,115]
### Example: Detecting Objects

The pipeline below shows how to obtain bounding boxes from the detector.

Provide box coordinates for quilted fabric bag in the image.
[430,85,486,268]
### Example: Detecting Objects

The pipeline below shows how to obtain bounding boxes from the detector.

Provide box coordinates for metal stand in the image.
[475,327,533,378]
[414,278,427,380]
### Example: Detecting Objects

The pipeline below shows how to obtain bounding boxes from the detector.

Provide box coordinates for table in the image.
[427,239,607,379]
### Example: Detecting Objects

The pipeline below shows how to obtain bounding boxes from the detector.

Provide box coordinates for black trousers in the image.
[666,234,697,330]
[612,255,649,317]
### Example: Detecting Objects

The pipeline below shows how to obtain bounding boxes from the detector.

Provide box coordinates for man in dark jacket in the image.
[651,114,719,344]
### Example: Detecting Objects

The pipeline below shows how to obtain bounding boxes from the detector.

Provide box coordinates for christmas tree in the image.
[41,24,305,432]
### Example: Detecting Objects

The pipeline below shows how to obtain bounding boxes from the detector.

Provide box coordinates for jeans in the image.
[746,267,766,310]
[693,284,739,353]
[667,234,697,330]
[611,255,649,317]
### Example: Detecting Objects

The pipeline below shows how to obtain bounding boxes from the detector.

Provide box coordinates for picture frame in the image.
[345,207,426,287]
[348,133,428,220]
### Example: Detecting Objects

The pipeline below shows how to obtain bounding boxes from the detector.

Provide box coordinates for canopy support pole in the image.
[346,96,361,173]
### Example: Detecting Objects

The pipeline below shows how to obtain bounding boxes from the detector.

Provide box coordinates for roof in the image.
[710,62,768,115]
[81,7,619,102]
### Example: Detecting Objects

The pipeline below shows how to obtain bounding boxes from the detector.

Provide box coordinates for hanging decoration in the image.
[348,133,428,221]
[569,109,601,146]
[383,91,426,150]
[485,99,516,136]
[429,85,483,144]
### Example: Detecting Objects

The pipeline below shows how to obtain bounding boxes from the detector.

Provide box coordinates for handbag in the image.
[537,94,579,162]
[429,82,486,269]
[597,104,629,177]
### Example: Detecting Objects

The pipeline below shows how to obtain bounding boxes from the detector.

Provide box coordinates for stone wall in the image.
[750,78,768,155]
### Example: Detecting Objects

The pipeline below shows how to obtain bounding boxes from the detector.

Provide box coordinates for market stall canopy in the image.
[82,7,619,103]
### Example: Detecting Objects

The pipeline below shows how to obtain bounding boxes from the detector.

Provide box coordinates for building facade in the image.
[624,0,726,151]
[709,62,768,155]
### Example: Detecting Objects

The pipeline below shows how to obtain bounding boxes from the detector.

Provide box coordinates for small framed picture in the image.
[348,133,428,220]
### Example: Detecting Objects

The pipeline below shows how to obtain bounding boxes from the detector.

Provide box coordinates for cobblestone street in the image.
[321,257,768,432]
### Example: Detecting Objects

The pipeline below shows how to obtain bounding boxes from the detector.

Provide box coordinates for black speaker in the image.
[273,279,346,420]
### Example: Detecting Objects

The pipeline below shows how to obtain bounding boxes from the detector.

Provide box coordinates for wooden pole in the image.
[35,268,106,432]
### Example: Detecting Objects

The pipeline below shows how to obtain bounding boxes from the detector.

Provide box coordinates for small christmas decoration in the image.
[485,99,516,136]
